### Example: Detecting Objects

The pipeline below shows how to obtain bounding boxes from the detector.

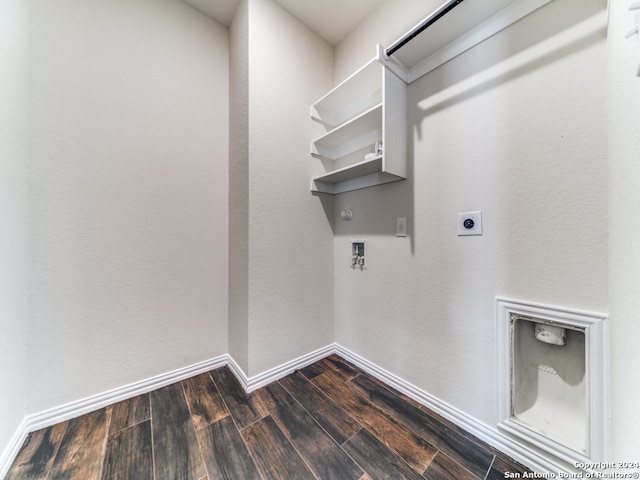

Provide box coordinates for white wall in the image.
[229,0,250,373]
[607,0,640,461]
[0,0,29,460]
[241,0,335,377]
[334,0,607,434]
[27,0,229,413]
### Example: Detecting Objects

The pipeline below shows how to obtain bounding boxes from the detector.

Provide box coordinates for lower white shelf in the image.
[311,156,404,194]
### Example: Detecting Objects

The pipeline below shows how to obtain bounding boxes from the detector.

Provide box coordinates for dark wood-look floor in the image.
[6,355,531,480]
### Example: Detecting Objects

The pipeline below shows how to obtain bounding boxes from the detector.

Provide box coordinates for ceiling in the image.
[182,0,386,45]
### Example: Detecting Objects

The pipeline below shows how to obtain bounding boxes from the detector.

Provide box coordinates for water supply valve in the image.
[351,241,366,271]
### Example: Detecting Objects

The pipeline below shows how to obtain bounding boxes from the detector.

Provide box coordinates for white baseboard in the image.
[0,418,29,480]
[0,346,333,477]
[224,342,577,474]
[26,355,229,432]
[2,344,572,478]
[0,354,228,479]
[333,344,573,475]
[230,343,337,392]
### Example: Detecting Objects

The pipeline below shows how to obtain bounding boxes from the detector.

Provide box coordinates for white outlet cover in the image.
[457,211,482,236]
[396,217,407,237]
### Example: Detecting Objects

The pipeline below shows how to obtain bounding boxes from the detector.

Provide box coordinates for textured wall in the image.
[0,0,28,460]
[243,0,335,377]
[27,0,230,413]
[607,0,640,461]
[229,0,250,374]
[334,0,607,430]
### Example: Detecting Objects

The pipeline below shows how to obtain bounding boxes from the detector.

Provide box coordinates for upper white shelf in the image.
[383,0,553,84]
[311,58,382,128]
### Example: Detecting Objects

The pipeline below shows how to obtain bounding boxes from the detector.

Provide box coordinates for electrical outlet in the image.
[457,211,482,236]
[396,217,407,237]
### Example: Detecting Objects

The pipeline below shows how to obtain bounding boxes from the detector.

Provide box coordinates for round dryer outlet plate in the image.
[457,211,482,236]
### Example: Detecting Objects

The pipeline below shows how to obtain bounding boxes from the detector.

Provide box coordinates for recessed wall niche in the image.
[496,297,608,465]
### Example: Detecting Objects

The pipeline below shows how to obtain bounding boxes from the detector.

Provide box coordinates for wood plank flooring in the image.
[6,355,532,480]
